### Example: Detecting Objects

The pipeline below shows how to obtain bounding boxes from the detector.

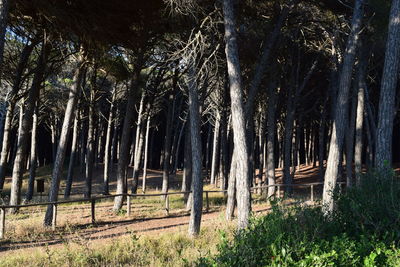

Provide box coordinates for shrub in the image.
[199,170,400,267]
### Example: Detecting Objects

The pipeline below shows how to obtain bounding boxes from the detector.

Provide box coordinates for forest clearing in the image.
[1,0,400,266]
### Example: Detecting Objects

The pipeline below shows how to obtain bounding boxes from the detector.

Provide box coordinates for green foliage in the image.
[199,170,400,267]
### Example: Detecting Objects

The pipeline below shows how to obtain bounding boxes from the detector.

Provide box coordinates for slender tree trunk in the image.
[266,82,278,198]
[44,54,85,225]
[219,108,229,191]
[210,112,220,185]
[223,0,251,229]
[25,105,38,201]
[375,0,400,169]
[161,93,174,197]
[84,82,96,199]
[204,123,212,179]
[103,87,116,195]
[355,50,368,185]
[172,115,186,177]
[182,121,192,201]
[322,0,364,214]
[10,41,50,213]
[187,66,203,237]
[142,115,151,193]
[64,112,79,198]
[0,0,10,73]
[131,118,145,194]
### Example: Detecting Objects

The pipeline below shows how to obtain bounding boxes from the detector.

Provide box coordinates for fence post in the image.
[127,195,131,216]
[165,194,169,216]
[0,207,5,239]
[206,191,209,213]
[52,204,57,231]
[277,186,281,198]
[310,185,314,202]
[91,199,96,224]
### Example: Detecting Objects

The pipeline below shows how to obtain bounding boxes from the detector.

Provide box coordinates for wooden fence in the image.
[0,181,345,239]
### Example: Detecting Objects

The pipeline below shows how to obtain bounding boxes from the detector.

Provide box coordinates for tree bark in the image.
[355,50,368,185]
[375,0,400,169]
[64,111,79,198]
[182,121,192,201]
[161,93,174,197]
[141,115,151,193]
[210,111,220,185]
[25,105,38,201]
[223,0,251,229]
[44,54,85,225]
[345,87,357,187]
[322,0,364,214]
[266,83,278,198]
[103,87,116,195]
[187,66,203,237]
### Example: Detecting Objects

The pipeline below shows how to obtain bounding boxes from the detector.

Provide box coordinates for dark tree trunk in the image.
[187,66,203,237]
[113,70,141,211]
[210,112,220,185]
[375,0,400,169]
[64,112,79,198]
[25,105,38,201]
[182,121,192,201]
[161,93,174,197]
[142,115,151,193]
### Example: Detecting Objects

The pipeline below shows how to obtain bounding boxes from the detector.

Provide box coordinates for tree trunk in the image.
[210,111,221,185]
[141,115,151,193]
[266,81,278,198]
[64,112,79,198]
[113,72,141,211]
[0,0,10,73]
[10,41,50,213]
[131,117,145,194]
[182,121,192,201]
[44,54,85,225]
[84,79,96,199]
[355,50,368,185]
[375,0,400,169]
[25,105,38,201]
[103,87,116,195]
[161,93,174,197]
[322,0,364,214]
[345,87,357,187]
[223,0,251,229]
[187,66,203,237]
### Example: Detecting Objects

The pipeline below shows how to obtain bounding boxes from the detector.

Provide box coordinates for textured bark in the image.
[84,82,96,199]
[44,55,85,225]
[131,117,145,194]
[345,88,357,187]
[210,112,220,185]
[225,150,237,221]
[103,87,116,195]
[223,0,250,229]
[355,52,368,185]
[141,115,151,193]
[172,115,186,177]
[64,112,79,198]
[113,72,140,211]
[219,108,229,191]
[182,121,192,201]
[322,0,364,214]
[266,82,278,198]
[187,66,203,237]
[375,0,400,169]
[0,42,36,190]
[161,93,174,197]
[10,41,50,213]
[25,106,38,201]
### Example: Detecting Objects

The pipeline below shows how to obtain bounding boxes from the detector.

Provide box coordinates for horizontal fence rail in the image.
[0,182,345,239]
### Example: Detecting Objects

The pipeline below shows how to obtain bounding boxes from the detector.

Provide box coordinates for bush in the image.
[199,170,400,267]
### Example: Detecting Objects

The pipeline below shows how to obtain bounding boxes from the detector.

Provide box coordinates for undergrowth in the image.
[198,170,400,267]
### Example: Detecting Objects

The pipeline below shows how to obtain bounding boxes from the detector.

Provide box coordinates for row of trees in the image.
[0,0,399,235]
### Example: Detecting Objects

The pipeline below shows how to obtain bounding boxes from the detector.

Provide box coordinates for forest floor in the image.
[0,163,323,257]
